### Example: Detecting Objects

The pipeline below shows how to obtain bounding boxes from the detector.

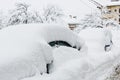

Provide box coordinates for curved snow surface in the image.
[22,28,120,80]
[49,46,87,73]
[0,24,86,80]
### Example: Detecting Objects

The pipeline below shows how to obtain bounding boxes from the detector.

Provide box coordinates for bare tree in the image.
[0,3,64,28]
[42,5,64,23]
[7,2,30,26]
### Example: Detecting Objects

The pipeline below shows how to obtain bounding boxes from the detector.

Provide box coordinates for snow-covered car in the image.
[77,27,114,69]
[0,23,86,80]
[79,28,113,52]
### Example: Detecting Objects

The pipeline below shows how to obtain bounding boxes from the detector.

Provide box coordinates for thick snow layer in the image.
[49,46,87,73]
[0,41,53,80]
[49,58,93,80]
[78,28,116,67]
[47,28,120,80]
[79,29,120,80]
[0,23,86,80]
[22,58,93,80]
[22,27,120,80]
[79,28,112,52]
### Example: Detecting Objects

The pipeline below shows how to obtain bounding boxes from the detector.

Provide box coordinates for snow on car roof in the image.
[0,23,85,64]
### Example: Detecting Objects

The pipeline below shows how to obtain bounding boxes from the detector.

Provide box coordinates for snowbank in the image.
[49,46,87,73]
[49,58,92,80]
[22,58,93,80]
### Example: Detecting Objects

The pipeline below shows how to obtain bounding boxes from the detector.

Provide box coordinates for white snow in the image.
[0,23,87,80]
[105,1,120,6]
[1,22,120,80]
[78,28,120,80]
[49,46,87,73]
[20,26,120,80]
[67,17,80,25]
[47,28,120,80]
[22,58,93,80]
[49,58,93,80]
[79,28,113,52]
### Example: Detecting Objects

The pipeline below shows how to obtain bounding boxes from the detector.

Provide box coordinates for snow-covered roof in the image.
[67,18,80,25]
[92,0,120,7]
[0,24,85,54]
[105,1,120,6]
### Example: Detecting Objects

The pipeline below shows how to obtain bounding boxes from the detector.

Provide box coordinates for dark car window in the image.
[49,41,72,47]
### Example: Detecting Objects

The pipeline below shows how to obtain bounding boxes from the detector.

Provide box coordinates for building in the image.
[102,0,120,24]
[111,0,119,2]
[67,15,80,30]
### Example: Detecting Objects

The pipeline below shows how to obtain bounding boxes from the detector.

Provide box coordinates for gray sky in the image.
[0,0,105,19]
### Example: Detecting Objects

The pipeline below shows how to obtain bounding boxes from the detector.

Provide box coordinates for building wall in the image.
[69,24,77,30]
[102,5,120,24]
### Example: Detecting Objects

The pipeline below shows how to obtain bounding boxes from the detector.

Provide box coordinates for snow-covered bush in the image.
[7,2,31,26]
[75,10,120,33]
[105,64,120,80]
[78,11,102,29]
[0,2,64,29]
[0,23,86,80]
[104,56,120,80]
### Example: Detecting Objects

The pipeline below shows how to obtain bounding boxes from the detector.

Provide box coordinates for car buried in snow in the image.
[0,23,87,80]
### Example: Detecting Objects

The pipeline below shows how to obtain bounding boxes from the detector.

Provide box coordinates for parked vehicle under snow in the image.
[79,28,113,52]
[0,23,86,80]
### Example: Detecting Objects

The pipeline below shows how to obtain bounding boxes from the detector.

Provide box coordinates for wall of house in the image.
[69,24,76,30]
[102,5,120,24]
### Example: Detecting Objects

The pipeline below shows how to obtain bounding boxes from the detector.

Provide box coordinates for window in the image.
[49,41,72,47]
[115,9,117,12]
[119,9,120,13]
[109,10,111,13]
[119,18,120,22]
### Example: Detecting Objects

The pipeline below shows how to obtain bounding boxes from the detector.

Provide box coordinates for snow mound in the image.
[24,58,92,80]
[49,46,87,73]
[50,58,93,80]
